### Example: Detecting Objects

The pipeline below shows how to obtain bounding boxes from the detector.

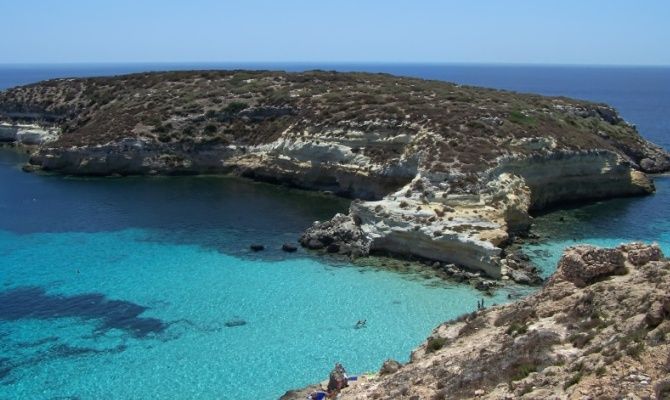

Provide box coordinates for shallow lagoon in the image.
[0,149,514,399]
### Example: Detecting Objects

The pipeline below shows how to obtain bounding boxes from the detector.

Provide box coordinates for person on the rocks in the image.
[327,363,348,394]
[307,390,327,400]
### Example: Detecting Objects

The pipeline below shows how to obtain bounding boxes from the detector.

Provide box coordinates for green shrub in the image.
[203,124,217,134]
[506,322,528,337]
[152,122,172,133]
[621,327,647,346]
[511,363,537,381]
[563,372,582,389]
[626,342,645,359]
[269,89,291,104]
[426,337,447,353]
[508,111,537,126]
[223,101,248,114]
[568,331,595,348]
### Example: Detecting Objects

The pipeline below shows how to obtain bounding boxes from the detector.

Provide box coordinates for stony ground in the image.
[283,243,670,399]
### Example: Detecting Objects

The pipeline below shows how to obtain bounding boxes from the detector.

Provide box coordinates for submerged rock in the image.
[281,243,298,252]
[224,318,247,328]
[249,244,265,252]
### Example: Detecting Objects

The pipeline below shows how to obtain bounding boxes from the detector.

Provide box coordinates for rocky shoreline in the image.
[1,70,669,280]
[281,243,670,399]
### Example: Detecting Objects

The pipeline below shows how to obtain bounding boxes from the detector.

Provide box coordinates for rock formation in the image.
[0,123,58,145]
[282,243,670,399]
[1,71,668,277]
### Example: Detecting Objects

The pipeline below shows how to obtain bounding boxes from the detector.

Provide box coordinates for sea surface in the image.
[0,64,669,399]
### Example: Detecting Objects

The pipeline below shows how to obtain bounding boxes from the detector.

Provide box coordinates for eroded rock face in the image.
[491,150,655,210]
[283,244,670,400]
[300,154,653,279]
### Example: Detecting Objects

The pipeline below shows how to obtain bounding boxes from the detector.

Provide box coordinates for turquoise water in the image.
[0,150,510,399]
[1,64,669,399]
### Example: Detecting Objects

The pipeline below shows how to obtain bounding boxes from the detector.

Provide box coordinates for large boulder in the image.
[299,213,369,257]
[555,245,627,287]
[249,244,265,252]
[281,243,298,252]
[619,242,663,266]
[379,359,402,376]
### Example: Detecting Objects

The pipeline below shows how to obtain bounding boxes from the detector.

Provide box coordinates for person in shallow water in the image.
[354,319,366,329]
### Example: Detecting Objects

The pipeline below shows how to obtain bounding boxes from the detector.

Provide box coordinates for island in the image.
[1,70,668,283]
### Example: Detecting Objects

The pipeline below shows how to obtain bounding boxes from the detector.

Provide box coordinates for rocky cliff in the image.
[282,243,670,399]
[1,70,668,277]
[0,123,58,145]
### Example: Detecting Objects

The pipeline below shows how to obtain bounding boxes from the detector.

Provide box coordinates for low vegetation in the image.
[0,70,655,182]
[426,337,448,353]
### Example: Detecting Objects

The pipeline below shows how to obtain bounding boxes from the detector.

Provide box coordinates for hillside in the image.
[1,70,667,177]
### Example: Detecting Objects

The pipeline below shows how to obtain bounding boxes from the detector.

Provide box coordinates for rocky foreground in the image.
[1,70,669,279]
[282,243,670,399]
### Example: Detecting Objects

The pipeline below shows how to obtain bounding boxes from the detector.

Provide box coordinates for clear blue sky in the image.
[1,0,669,65]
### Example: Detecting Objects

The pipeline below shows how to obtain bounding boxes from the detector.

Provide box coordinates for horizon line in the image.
[1,61,669,68]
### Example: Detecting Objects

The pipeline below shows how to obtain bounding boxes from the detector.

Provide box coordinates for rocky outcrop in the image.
[301,152,653,280]
[283,243,670,399]
[300,213,369,256]
[551,245,627,287]
[0,123,58,145]
[1,71,669,276]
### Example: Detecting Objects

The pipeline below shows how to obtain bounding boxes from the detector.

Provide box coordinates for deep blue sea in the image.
[0,63,668,399]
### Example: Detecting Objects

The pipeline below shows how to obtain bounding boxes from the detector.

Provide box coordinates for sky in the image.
[1,0,669,66]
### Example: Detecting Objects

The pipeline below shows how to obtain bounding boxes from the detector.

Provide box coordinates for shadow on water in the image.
[0,341,128,386]
[0,286,166,338]
[0,149,350,256]
[0,285,171,383]
[529,176,670,243]
[0,284,248,384]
